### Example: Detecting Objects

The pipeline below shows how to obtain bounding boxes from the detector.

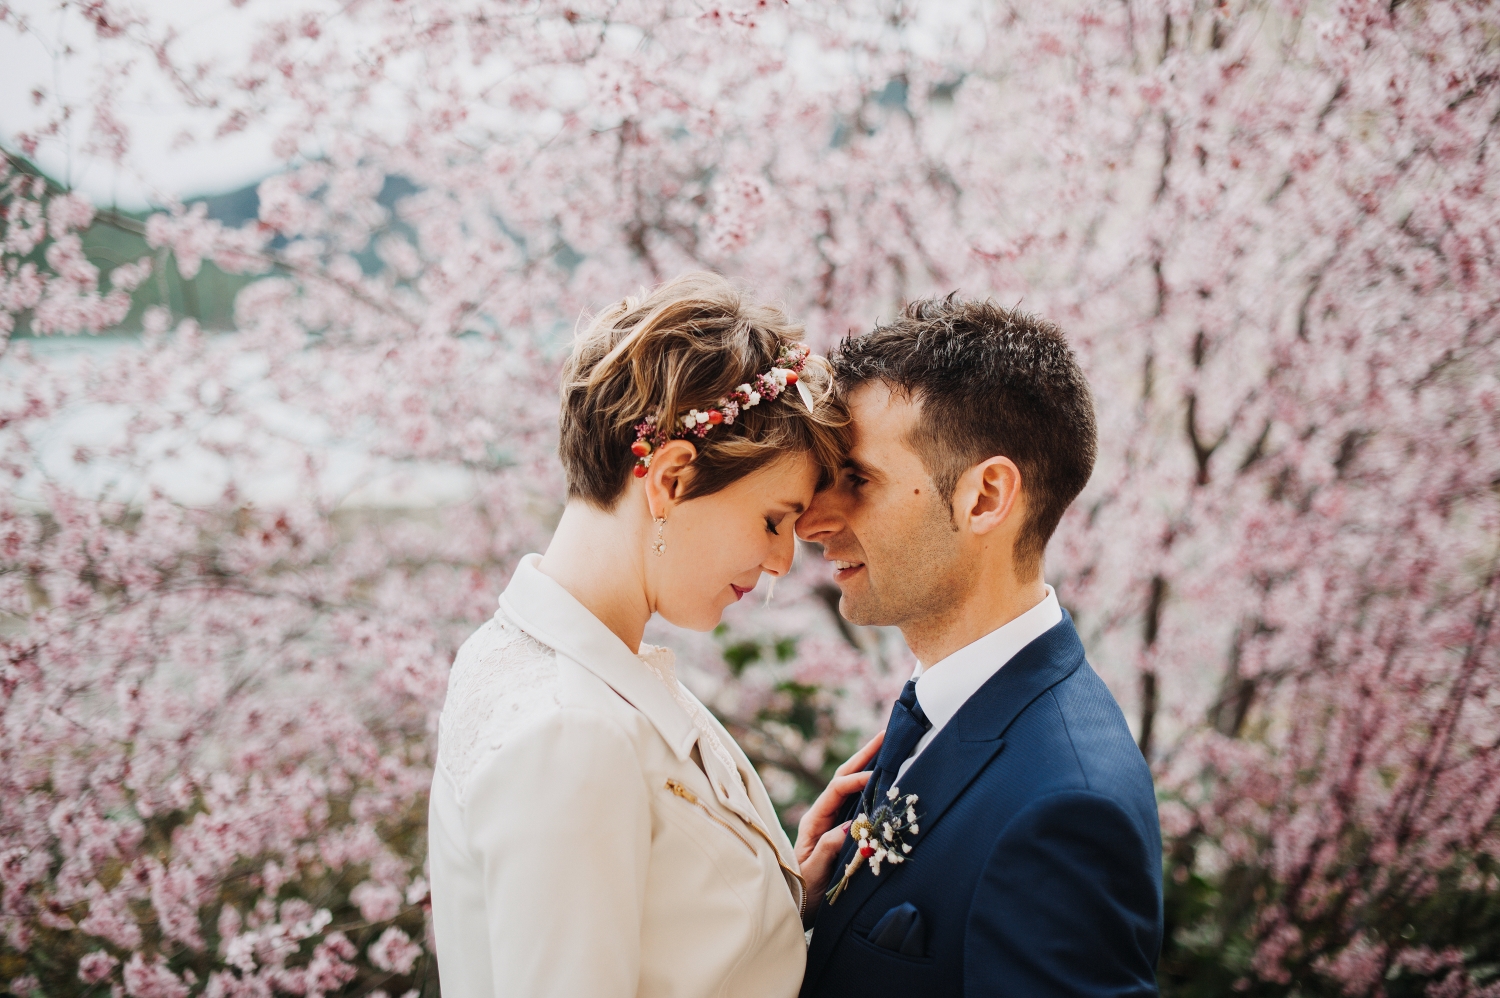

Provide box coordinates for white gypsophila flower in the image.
[888,786,900,800]
[902,844,912,854]
[906,808,917,823]
[696,411,709,424]
[909,824,919,835]
[906,795,918,805]
[737,383,752,396]
[748,391,761,405]
[883,824,894,842]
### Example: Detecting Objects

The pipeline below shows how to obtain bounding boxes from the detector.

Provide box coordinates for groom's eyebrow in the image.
[844,457,879,481]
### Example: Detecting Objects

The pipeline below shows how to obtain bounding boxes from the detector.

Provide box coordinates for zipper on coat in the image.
[664,778,757,856]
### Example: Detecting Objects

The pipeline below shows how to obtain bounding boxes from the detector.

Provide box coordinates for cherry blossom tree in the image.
[2,0,1497,995]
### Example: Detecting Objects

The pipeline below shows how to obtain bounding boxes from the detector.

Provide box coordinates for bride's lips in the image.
[730,584,752,601]
[830,559,865,582]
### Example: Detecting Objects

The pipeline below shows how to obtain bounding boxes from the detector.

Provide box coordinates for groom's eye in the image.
[846,472,868,490]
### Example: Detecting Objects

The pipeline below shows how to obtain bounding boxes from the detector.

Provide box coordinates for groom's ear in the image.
[959,456,1024,538]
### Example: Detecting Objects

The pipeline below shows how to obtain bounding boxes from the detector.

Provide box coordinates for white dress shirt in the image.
[895,585,1063,782]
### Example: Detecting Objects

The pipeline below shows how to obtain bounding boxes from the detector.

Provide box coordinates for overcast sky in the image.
[2,0,979,212]
[1,0,311,209]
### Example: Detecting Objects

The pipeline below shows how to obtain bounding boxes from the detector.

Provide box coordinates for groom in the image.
[794,296,1162,996]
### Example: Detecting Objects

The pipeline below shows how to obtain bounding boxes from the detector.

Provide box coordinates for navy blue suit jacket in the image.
[801,612,1162,997]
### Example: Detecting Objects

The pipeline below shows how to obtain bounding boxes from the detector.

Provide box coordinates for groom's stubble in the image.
[818,382,983,641]
[839,481,977,637]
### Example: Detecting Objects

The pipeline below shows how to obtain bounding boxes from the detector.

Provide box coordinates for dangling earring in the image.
[653,516,667,557]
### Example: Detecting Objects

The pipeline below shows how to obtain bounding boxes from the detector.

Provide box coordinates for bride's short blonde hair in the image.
[560,272,849,509]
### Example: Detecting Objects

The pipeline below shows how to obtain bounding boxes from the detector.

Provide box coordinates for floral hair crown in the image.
[631,343,816,477]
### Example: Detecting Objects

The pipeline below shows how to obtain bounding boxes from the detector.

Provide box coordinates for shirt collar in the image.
[497,553,699,761]
[911,586,1064,732]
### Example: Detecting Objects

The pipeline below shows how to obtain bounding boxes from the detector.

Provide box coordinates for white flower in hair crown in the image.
[631,343,816,477]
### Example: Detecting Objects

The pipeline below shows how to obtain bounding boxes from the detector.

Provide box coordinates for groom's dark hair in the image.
[833,295,1097,577]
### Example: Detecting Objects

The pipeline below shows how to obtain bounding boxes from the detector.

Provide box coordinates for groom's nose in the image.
[796,488,842,543]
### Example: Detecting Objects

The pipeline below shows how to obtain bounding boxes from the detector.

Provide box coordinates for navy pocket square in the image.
[867,901,925,957]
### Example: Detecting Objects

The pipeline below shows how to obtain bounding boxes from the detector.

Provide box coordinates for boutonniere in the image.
[826,786,920,905]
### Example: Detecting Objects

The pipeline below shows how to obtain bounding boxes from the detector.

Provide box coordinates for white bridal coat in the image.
[429,554,807,998]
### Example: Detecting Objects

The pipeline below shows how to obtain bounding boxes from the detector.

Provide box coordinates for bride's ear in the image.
[643,439,699,512]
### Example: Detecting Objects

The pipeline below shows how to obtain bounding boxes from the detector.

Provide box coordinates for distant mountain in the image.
[198,183,261,226]
[5,157,422,336]
[194,173,418,227]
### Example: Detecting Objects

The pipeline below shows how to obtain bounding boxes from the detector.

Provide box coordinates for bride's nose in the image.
[762,526,796,577]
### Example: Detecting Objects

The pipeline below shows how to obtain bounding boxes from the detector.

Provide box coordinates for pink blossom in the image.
[77,951,119,984]
[122,954,189,998]
[350,881,403,923]
[367,927,421,975]
[109,258,153,292]
[2,0,1497,994]
[77,887,143,950]
[46,192,96,239]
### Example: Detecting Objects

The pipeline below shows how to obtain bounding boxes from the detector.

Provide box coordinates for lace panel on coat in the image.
[438,610,561,806]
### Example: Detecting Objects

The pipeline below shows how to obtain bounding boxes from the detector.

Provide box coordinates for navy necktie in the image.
[866,680,931,811]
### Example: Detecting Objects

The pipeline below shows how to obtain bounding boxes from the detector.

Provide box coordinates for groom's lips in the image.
[830,559,865,582]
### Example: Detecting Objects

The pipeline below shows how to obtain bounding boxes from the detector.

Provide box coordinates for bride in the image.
[428,273,879,998]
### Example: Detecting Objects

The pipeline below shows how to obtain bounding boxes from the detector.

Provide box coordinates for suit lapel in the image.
[805,613,1088,984]
[812,733,1008,951]
[907,610,1087,827]
[956,609,1086,735]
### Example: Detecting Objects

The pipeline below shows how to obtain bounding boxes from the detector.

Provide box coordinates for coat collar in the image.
[497,553,699,762]
[498,555,802,905]
[805,612,1087,983]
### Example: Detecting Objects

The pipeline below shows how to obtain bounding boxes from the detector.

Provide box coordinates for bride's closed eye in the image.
[764,515,781,535]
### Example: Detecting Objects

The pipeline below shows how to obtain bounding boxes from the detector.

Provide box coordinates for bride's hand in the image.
[795,730,883,922]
